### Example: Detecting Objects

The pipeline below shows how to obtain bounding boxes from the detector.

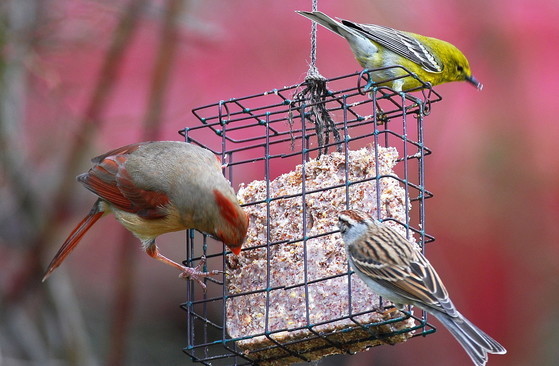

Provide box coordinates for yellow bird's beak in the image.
[466,75,483,90]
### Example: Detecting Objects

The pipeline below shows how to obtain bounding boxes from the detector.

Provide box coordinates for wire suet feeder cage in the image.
[179,66,441,365]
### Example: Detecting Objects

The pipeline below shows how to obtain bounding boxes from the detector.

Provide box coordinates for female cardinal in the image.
[43,141,249,287]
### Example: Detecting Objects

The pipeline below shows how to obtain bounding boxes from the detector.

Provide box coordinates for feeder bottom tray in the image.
[235,309,415,365]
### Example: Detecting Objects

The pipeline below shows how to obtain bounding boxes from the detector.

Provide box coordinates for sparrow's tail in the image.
[42,200,104,281]
[436,311,507,366]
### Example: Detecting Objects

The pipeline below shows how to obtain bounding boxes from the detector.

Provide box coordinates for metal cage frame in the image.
[179,67,441,365]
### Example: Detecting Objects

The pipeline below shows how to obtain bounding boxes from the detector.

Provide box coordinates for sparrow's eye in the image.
[338,221,348,233]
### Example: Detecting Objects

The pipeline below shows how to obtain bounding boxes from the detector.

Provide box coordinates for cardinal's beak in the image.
[229,246,242,255]
[466,75,483,90]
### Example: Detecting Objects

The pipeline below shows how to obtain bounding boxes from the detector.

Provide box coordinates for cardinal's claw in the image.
[179,256,223,291]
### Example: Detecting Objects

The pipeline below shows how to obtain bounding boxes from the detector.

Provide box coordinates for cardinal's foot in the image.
[179,256,222,290]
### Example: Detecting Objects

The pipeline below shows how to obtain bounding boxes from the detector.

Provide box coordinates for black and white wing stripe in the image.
[341,21,443,73]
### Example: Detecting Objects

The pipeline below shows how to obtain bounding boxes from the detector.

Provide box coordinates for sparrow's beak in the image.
[466,75,483,90]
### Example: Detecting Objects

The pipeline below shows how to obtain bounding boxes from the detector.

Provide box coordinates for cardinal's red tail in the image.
[42,201,104,281]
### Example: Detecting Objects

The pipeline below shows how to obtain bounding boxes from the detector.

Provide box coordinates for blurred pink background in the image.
[1,0,558,365]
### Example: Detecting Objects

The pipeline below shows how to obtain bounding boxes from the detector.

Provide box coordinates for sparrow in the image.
[338,209,506,366]
[43,141,249,288]
[297,11,482,91]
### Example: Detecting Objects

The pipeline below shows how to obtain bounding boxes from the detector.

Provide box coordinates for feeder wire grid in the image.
[179,66,441,366]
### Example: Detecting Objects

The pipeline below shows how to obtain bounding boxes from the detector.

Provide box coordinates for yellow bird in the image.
[297,11,482,91]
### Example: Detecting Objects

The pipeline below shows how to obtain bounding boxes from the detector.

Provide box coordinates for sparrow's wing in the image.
[349,223,458,317]
[340,21,442,73]
[79,143,169,219]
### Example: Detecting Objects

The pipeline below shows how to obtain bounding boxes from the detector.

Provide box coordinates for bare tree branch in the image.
[106,1,187,365]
